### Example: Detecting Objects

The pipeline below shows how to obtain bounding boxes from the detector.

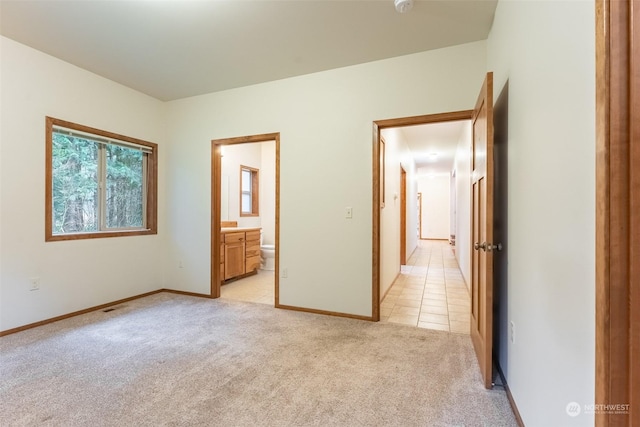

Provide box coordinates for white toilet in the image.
[260,244,276,271]
[260,231,276,271]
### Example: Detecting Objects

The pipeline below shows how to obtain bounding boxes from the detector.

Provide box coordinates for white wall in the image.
[380,128,418,299]
[260,141,276,246]
[417,174,450,239]
[165,41,487,316]
[453,121,472,287]
[220,142,263,228]
[0,37,167,331]
[449,173,456,241]
[487,1,595,426]
[219,141,276,245]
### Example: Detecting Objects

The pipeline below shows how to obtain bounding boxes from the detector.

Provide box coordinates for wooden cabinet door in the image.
[225,241,245,280]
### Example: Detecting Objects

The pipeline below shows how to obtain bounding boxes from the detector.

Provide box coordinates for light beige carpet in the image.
[0,293,516,426]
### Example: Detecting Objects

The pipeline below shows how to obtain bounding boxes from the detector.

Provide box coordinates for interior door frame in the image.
[595,0,639,424]
[211,133,280,301]
[372,110,473,321]
[400,165,407,265]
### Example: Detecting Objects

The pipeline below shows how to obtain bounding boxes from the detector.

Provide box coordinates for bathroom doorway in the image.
[211,133,280,304]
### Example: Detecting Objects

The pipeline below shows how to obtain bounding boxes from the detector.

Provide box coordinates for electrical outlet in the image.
[30,277,40,291]
[345,207,353,219]
[282,268,288,278]
[179,260,184,268]
[509,321,515,344]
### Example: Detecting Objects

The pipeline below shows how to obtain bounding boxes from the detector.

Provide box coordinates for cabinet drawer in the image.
[246,243,260,258]
[246,230,260,242]
[224,232,245,243]
[245,255,261,273]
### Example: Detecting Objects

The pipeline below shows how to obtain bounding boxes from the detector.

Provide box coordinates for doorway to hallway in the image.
[373,110,473,324]
[373,77,499,389]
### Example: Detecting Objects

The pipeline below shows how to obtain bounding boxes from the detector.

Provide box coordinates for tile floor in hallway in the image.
[381,239,471,334]
[221,269,275,305]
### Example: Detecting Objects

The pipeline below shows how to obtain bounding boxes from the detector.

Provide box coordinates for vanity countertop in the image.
[221,227,261,233]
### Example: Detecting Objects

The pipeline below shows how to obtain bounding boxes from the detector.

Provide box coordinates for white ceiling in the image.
[1,0,490,174]
[402,120,469,174]
[0,0,497,101]
[383,120,468,175]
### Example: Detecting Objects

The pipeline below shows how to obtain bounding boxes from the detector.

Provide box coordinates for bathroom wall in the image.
[260,141,276,245]
[220,141,276,243]
[221,142,262,229]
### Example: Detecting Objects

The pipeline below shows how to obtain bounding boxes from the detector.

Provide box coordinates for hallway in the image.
[381,240,471,333]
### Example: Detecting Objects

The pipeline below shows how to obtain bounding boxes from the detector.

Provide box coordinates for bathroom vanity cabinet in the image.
[221,228,261,282]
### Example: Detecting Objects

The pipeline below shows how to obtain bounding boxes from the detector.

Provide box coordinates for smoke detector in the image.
[394,0,414,13]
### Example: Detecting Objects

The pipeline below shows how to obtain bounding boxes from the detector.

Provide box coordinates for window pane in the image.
[106,145,144,228]
[241,169,252,192]
[241,193,252,213]
[52,133,98,233]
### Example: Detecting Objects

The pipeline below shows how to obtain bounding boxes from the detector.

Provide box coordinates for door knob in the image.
[487,243,503,252]
[474,242,487,251]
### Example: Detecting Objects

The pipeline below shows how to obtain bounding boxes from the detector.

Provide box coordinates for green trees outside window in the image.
[105,144,144,229]
[52,132,145,233]
[52,133,99,233]
[46,117,157,241]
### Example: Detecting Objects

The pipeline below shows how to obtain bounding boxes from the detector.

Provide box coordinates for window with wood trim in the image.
[240,165,259,216]
[45,117,157,241]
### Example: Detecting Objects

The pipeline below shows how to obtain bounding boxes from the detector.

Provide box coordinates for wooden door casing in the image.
[595,0,639,424]
[400,166,407,265]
